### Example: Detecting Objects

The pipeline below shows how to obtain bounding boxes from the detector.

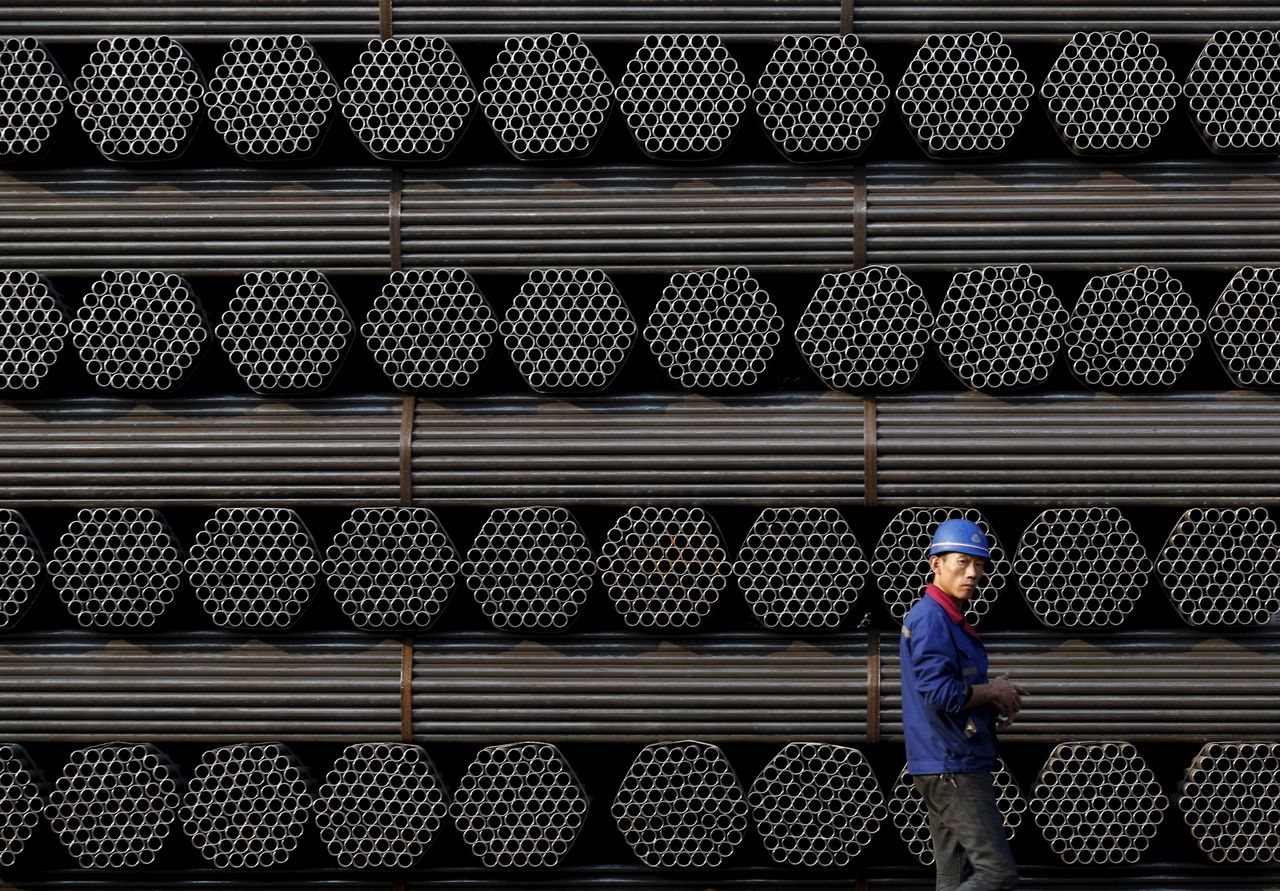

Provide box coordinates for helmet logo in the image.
[971,533,981,543]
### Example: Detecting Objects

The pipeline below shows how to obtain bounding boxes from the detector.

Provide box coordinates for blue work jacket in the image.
[900,585,997,775]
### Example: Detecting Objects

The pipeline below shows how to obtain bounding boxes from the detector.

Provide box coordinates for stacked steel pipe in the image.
[612,740,748,868]
[448,741,587,868]
[1157,507,1280,627]
[179,742,312,869]
[1065,266,1204,390]
[749,742,886,867]
[45,742,182,869]
[1014,507,1150,628]
[462,506,595,631]
[0,270,67,391]
[1028,741,1168,865]
[794,265,933,392]
[753,34,888,161]
[1185,30,1280,155]
[732,506,867,630]
[322,506,459,630]
[500,268,636,393]
[615,35,750,160]
[644,267,783,390]
[314,742,449,870]
[184,507,319,630]
[0,743,45,868]
[895,32,1032,158]
[362,269,496,392]
[205,35,337,160]
[597,505,728,630]
[871,507,1009,624]
[1040,31,1181,156]
[0,36,65,159]
[215,270,352,394]
[0,509,42,630]
[69,270,208,393]
[932,265,1067,391]
[479,32,612,160]
[1208,267,1280,389]
[47,507,181,629]
[339,36,476,161]
[68,37,203,162]
[888,759,1027,866]
[1178,741,1280,865]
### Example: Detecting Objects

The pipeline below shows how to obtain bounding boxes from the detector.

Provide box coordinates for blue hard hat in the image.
[927,518,991,560]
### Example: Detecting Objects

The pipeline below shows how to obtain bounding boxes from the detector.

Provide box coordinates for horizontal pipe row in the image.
[6,31,1277,160]
[2,738,1275,868]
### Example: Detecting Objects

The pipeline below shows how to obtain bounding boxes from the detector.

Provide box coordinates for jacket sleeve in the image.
[906,613,970,715]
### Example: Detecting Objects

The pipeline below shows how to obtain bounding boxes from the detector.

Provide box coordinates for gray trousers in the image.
[913,772,1019,891]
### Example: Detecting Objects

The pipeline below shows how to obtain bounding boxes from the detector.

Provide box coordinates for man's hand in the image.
[966,673,1030,724]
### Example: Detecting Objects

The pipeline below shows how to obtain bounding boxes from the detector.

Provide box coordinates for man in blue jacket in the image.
[900,518,1029,890]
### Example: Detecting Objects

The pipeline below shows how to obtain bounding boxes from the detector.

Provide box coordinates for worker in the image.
[900,518,1028,890]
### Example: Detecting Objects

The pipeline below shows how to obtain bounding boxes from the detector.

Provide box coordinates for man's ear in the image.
[928,554,941,574]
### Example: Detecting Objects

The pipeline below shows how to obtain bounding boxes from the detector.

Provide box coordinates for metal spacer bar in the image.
[400,394,416,506]
[863,395,877,507]
[867,626,881,744]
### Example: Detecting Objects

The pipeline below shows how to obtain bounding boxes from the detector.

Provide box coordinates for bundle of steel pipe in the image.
[932,265,1067,391]
[0,743,45,868]
[864,160,1280,271]
[644,266,783,390]
[1014,507,1151,629]
[888,759,1026,866]
[47,507,182,630]
[1041,31,1181,156]
[0,4,378,42]
[753,35,888,162]
[733,507,867,631]
[1178,740,1280,865]
[874,391,1280,506]
[410,392,864,506]
[314,742,449,870]
[0,270,67,392]
[394,1,841,41]
[461,506,595,632]
[1157,507,1280,627]
[0,37,66,159]
[0,168,391,275]
[612,740,748,868]
[215,269,352,394]
[479,33,612,161]
[0,396,401,507]
[411,632,867,743]
[411,165,861,274]
[0,509,43,630]
[749,742,886,868]
[69,37,203,162]
[323,506,459,631]
[45,742,181,869]
[1186,30,1280,155]
[339,36,476,162]
[1208,267,1280,389]
[0,633,401,741]
[449,741,587,868]
[849,1,1280,43]
[500,268,636,393]
[362,269,496,392]
[597,505,728,630]
[880,630,1280,741]
[1029,740,1168,865]
[204,35,337,161]
[185,506,319,630]
[69,270,208,393]
[794,266,933,392]
[871,507,1009,624]
[180,742,312,869]
[615,35,750,161]
[1066,266,1204,390]
[895,32,1032,159]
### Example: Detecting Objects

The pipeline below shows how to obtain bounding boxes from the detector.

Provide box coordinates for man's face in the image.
[929,551,986,600]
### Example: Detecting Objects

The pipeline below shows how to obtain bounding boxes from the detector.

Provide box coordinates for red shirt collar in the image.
[926,583,981,640]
